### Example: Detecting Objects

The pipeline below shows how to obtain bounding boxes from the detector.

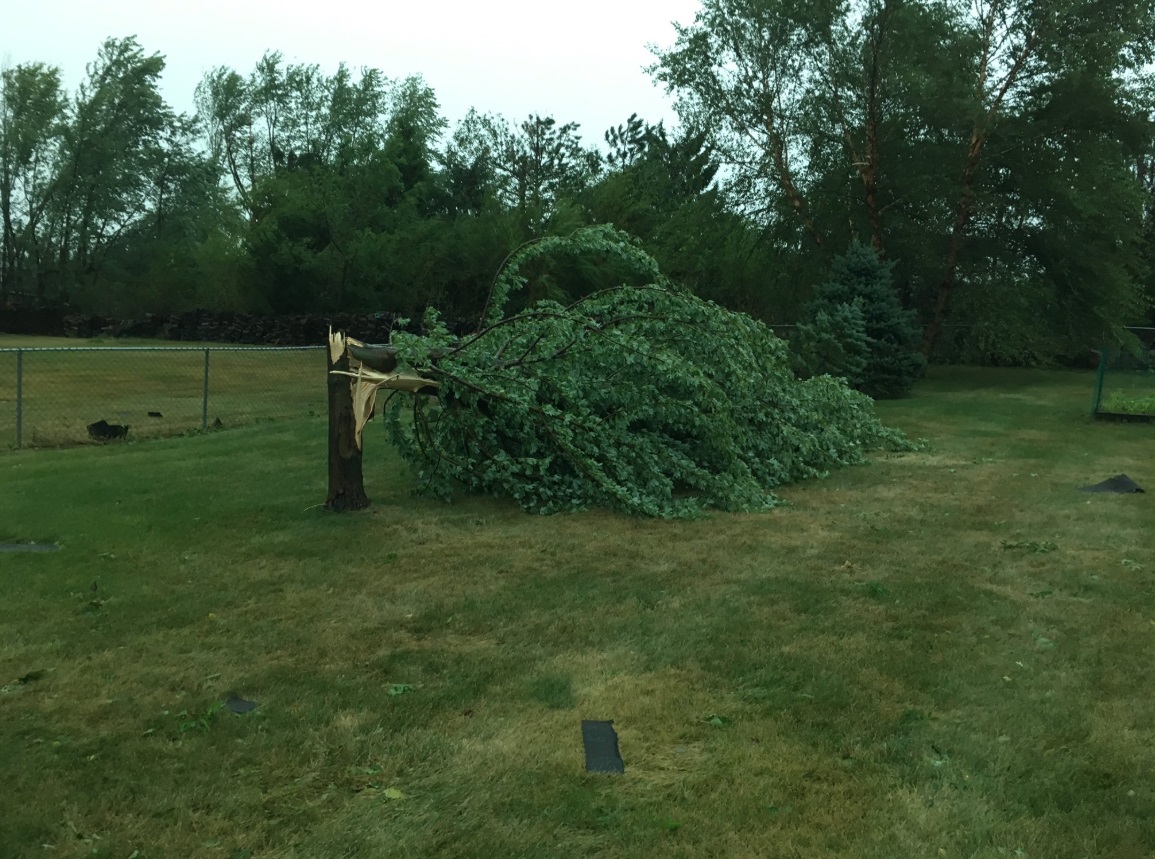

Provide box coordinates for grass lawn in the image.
[0,336,325,448]
[1,366,1152,858]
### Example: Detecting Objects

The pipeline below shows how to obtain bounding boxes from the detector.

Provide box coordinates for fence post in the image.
[15,349,23,449]
[202,348,210,430]
[1090,346,1108,418]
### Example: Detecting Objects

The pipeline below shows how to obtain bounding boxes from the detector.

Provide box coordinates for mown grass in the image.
[1,366,1153,858]
[0,336,325,448]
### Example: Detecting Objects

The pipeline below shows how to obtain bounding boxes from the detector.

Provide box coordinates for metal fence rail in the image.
[1,346,327,449]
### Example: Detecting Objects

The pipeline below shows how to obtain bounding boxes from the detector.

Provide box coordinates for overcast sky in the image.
[3,0,702,146]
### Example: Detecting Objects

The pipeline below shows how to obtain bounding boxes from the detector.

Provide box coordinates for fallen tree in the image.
[327,225,913,517]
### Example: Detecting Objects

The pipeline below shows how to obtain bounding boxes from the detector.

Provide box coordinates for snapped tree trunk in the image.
[325,340,370,511]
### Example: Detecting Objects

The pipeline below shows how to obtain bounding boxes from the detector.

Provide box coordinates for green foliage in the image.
[385,226,912,518]
[195,51,392,212]
[1,38,189,307]
[797,243,924,399]
[7,25,1149,363]
[0,62,68,304]
[790,301,870,389]
[442,110,601,238]
[1103,392,1155,416]
[480,226,663,326]
[177,701,226,733]
[585,117,799,320]
[650,0,1155,360]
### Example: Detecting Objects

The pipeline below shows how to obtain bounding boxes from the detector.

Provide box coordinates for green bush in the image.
[795,242,925,399]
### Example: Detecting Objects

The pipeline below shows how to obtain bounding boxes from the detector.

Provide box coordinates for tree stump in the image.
[325,337,370,511]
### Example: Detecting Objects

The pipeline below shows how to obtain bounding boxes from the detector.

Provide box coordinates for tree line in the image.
[3,0,1154,363]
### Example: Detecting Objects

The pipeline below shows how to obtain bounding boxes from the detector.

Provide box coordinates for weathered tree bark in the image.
[325,339,370,511]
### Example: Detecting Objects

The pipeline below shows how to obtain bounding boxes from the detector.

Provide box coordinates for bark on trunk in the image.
[921,133,984,356]
[768,123,824,247]
[325,341,370,511]
[863,2,887,253]
[863,68,883,253]
[921,19,1038,357]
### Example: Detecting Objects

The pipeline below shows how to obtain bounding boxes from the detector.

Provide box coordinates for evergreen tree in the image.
[791,300,870,390]
[798,242,924,399]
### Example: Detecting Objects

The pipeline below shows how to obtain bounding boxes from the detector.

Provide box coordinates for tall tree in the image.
[195,53,391,221]
[650,0,843,247]
[0,62,66,303]
[44,37,177,301]
[585,116,791,316]
[1140,95,1155,324]
[1,38,193,306]
[240,74,455,316]
[651,0,1155,359]
[383,75,447,197]
[447,111,601,235]
[91,115,235,315]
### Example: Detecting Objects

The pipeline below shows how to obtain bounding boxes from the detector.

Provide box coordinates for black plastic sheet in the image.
[226,697,258,714]
[581,720,624,774]
[1079,474,1144,494]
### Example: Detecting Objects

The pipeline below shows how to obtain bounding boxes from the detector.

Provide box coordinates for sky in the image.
[2,0,703,146]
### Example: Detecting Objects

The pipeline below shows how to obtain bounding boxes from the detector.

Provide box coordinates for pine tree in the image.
[791,300,870,390]
[798,242,925,399]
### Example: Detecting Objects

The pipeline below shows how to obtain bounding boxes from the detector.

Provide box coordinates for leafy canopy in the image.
[383,226,913,518]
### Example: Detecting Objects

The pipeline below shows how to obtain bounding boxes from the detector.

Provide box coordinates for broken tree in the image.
[325,328,440,511]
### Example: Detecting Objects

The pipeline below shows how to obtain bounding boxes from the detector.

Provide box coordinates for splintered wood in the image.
[328,327,440,450]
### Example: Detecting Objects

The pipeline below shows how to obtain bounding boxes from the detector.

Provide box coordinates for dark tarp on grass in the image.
[1079,474,1145,494]
[581,720,625,774]
[226,697,258,714]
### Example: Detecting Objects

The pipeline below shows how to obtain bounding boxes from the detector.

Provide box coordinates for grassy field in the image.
[1,366,1153,858]
[0,336,326,448]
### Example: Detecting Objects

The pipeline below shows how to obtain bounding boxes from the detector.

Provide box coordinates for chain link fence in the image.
[1091,327,1155,422]
[1,346,327,449]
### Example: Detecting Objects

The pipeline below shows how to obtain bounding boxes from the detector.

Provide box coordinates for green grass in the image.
[1103,391,1155,417]
[0,336,326,448]
[2,366,1153,858]
[1098,347,1155,417]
